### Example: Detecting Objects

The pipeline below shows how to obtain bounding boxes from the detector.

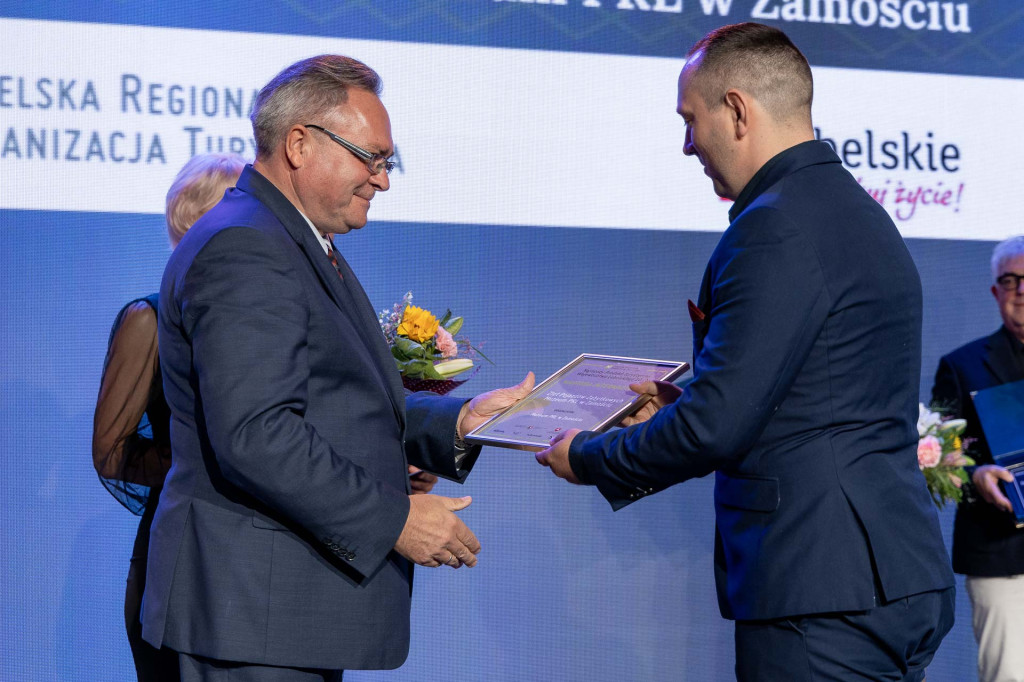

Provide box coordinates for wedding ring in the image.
[446,552,456,565]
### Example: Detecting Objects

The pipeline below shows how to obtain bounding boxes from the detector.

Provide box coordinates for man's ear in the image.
[724,89,749,139]
[283,125,310,169]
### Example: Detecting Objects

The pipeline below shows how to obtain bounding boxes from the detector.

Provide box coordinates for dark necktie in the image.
[325,238,343,281]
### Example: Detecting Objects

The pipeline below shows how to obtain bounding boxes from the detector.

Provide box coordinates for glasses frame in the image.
[304,124,395,175]
[996,272,1024,292]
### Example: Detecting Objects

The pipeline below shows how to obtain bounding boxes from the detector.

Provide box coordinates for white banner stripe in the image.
[0,17,1018,240]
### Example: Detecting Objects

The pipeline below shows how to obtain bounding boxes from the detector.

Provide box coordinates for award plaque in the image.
[465,354,689,451]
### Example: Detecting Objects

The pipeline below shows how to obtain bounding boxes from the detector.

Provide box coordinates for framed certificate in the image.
[465,354,689,451]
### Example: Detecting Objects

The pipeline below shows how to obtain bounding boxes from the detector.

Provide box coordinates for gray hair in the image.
[686,22,813,124]
[250,55,382,159]
[991,236,1024,282]
[165,153,247,247]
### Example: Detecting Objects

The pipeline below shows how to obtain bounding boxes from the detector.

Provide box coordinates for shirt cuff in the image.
[454,435,471,468]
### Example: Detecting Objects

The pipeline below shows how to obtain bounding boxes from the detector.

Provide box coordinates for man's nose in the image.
[371,169,390,191]
[682,128,695,156]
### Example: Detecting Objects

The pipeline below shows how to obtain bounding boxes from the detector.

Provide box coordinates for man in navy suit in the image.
[145,55,532,680]
[931,235,1024,682]
[537,23,954,680]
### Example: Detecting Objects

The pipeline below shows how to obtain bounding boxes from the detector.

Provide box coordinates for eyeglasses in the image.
[304,124,395,175]
[996,272,1024,292]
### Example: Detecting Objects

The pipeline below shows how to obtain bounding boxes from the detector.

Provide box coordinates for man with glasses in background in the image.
[932,235,1024,682]
[145,55,532,681]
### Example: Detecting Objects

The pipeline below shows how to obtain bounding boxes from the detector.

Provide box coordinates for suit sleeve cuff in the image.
[568,431,598,485]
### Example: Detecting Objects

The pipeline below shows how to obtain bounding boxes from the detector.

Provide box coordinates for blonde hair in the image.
[165,153,247,247]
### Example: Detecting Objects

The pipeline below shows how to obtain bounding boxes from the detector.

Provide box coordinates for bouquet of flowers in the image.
[917,403,974,509]
[378,292,489,394]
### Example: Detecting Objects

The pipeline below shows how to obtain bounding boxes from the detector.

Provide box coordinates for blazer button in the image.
[346,552,356,561]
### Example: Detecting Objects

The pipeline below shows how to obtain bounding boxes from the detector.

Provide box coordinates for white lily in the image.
[938,418,967,435]
[917,403,942,437]
[434,358,474,378]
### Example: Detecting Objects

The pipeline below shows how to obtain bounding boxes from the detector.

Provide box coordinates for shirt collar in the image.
[728,140,842,223]
[298,210,332,255]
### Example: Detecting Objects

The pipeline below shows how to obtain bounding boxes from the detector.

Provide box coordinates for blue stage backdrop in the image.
[2,2,1022,680]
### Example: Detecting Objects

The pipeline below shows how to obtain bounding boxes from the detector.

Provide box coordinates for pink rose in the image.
[917,435,942,469]
[435,326,458,359]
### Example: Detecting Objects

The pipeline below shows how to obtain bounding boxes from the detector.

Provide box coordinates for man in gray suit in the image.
[145,55,532,681]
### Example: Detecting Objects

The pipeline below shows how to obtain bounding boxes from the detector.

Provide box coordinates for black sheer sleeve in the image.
[92,296,172,515]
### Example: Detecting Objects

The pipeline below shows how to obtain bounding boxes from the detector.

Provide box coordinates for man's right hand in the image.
[972,464,1016,513]
[394,494,480,568]
[618,380,683,426]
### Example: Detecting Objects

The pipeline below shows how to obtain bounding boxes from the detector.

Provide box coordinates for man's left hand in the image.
[457,372,536,438]
[408,466,438,494]
[535,429,583,484]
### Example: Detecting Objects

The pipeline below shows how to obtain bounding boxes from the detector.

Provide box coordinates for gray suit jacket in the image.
[143,165,476,670]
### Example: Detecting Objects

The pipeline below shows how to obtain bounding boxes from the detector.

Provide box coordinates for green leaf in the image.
[444,316,463,336]
[421,364,446,380]
[922,464,967,510]
[395,336,426,359]
[438,310,452,327]
[400,358,436,379]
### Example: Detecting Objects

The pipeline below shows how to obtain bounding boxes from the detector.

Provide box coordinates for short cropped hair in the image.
[165,153,246,248]
[991,236,1024,282]
[686,22,813,123]
[250,55,383,159]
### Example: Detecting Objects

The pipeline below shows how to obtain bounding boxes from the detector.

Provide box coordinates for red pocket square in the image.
[688,299,706,323]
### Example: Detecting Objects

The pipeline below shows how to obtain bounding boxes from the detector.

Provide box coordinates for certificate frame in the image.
[465,354,689,451]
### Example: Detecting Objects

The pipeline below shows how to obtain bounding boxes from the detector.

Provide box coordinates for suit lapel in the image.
[331,246,407,410]
[236,166,406,428]
[692,261,713,360]
[983,329,1024,386]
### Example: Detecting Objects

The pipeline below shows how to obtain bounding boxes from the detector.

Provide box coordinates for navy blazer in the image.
[932,326,1024,576]
[569,141,953,621]
[143,166,474,669]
